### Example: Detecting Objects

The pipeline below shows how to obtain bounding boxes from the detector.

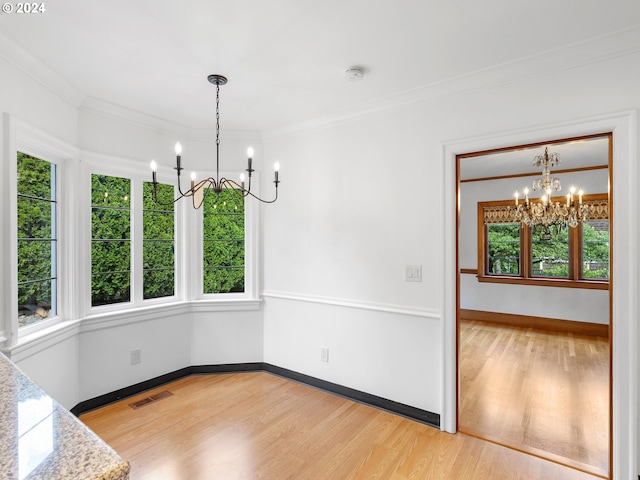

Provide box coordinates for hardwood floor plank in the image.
[458,319,609,478]
[81,372,605,479]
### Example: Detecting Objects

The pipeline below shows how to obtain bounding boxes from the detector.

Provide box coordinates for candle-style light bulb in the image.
[239,173,246,190]
[190,171,196,190]
[247,147,253,172]
[523,187,529,205]
[150,160,157,184]
[566,193,570,207]
[274,162,280,183]
[578,189,583,204]
[175,142,183,172]
[514,191,519,206]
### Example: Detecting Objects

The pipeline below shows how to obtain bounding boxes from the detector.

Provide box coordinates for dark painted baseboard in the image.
[71,362,440,429]
[263,364,440,428]
[70,366,192,416]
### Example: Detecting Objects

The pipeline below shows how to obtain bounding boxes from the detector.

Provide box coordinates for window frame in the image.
[142,181,176,301]
[17,152,59,328]
[477,193,609,290]
[190,170,259,301]
[7,120,77,341]
[84,155,182,315]
[202,187,246,295]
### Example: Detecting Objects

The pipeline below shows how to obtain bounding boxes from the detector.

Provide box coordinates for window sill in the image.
[189,298,262,312]
[84,298,262,324]
[477,275,609,290]
[5,298,263,357]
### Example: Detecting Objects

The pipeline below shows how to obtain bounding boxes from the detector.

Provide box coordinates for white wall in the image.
[78,308,192,402]
[9,328,80,409]
[262,47,640,477]
[0,57,78,146]
[190,308,264,366]
[459,170,610,323]
[263,297,441,412]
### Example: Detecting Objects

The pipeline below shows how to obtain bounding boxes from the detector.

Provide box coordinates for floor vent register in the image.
[128,390,174,410]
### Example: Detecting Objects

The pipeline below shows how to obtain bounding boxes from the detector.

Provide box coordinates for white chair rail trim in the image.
[262,290,440,319]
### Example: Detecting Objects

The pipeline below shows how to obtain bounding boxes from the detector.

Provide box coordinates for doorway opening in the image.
[455,133,612,478]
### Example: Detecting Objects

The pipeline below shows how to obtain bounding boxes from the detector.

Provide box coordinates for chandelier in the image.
[149,74,280,208]
[512,147,591,239]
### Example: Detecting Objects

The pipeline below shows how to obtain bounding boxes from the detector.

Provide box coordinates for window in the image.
[143,182,175,299]
[486,223,520,275]
[478,195,609,288]
[17,153,57,327]
[531,226,569,278]
[202,188,245,294]
[582,219,610,280]
[91,174,131,306]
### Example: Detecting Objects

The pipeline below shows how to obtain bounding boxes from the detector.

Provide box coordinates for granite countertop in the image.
[0,353,130,480]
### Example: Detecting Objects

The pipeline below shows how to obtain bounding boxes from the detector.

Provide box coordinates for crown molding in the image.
[79,96,261,142]
[12,117,80,161]
[3,24,638,143]
[0,31,85,108]
[263,25,640,141]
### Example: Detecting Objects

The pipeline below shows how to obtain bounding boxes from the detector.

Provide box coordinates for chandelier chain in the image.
[216,83,220,146]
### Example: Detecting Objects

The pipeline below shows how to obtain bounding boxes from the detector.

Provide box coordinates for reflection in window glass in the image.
[582,220,609,280]
[531,226,569,278]
[91,174,131,306]
[486,223,520,275]
[17,152,57,327]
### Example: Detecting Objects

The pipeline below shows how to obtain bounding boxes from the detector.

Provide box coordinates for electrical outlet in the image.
[131,349,142,365]
[320,347,329,363]
[405,265,422,282]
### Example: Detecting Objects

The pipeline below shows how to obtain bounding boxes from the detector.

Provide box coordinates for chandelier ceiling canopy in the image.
[150,74,280,209]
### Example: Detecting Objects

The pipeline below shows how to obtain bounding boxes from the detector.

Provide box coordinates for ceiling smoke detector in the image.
[344,67,364,81]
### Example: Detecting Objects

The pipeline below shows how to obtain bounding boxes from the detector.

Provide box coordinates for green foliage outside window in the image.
[91,174,131,306]
[582,220,609,280]
[531,226,570,277]
[203,189,245,293]
[487,223,520,275]
[143,182,175,299]
[17,152,56,327]
[484,211,609,282]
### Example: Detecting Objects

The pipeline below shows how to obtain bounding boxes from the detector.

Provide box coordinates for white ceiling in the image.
[1,0,639,134]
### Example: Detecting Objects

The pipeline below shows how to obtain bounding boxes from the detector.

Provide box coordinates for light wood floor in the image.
[459,319,609,478]
[81,372,604,480]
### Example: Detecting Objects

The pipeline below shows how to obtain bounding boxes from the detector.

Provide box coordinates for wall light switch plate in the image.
[320,347,329,363]
[405,265,422,282]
